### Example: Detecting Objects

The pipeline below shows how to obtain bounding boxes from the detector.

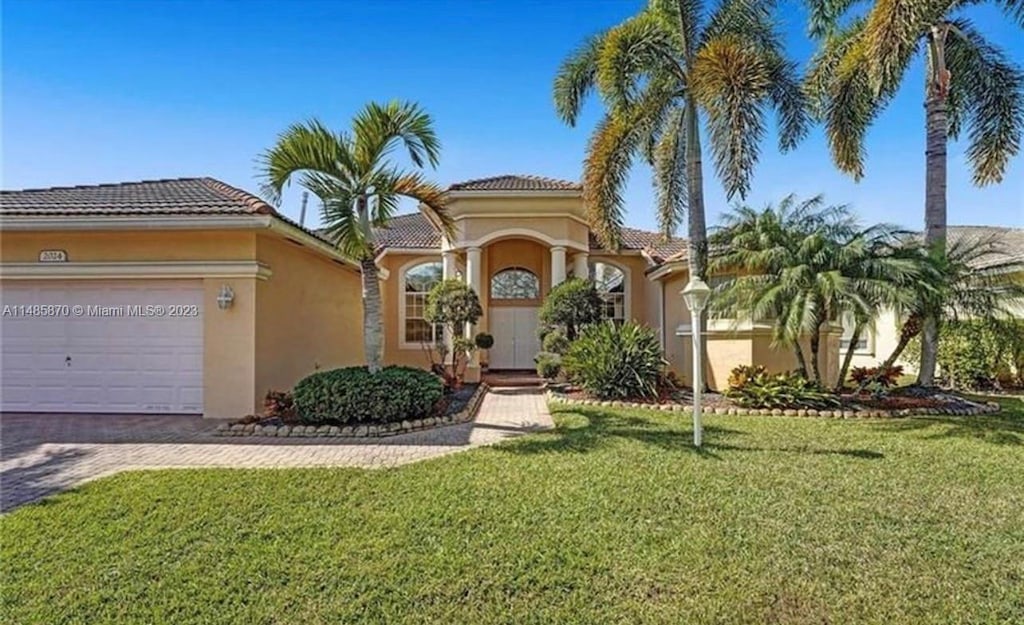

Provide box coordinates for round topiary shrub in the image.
[293,366,444,425]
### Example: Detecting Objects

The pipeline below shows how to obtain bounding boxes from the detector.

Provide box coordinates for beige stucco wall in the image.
[253,234,363,408]
[0,227,361,418]
[379,251,442,370]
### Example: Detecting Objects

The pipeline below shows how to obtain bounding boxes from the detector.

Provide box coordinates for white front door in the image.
[0,280,204,414]
[488,307,541,370]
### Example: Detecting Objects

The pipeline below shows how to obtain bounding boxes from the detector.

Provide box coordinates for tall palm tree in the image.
[804,0,1024,386]
[260,101,452,373]
[710,195,919,387]
[553,0,808,286]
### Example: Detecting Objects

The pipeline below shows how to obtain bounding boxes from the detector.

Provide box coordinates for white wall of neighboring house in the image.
[845,308,912,373]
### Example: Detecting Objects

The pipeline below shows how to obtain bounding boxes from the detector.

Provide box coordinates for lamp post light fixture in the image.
[681,277,712,447]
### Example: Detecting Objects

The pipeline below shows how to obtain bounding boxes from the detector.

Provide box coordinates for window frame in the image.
[399,258,445,350]
[490,266,541,301]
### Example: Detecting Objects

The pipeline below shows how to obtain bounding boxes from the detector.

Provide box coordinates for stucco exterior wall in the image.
[253,234,363,408]
[0,227,361,419]
[379,252,441,370]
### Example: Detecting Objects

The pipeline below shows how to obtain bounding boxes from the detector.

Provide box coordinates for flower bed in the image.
[216,383,489,438]
[546,387,1001,418]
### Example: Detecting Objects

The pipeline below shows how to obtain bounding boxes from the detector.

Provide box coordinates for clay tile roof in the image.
[448,174,582,192]
[372,212,442,250]
[590,226,688,260]
[0,177,277,217]
[948,225,1024,269]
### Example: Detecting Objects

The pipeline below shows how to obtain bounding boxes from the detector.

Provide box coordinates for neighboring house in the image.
[844,226,1024,372]
[8,175,1012,419]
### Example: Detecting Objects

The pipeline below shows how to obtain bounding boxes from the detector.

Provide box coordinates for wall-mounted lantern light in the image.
[216,285,235,310]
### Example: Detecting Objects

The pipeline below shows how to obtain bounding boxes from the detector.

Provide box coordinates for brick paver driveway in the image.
[0,387,551,512]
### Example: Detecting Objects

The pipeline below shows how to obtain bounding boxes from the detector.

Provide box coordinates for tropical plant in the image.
[425,279,483,386]
[849,365,904,389]
[474,332,494,350]
[562,321,666,400]
[710,195,920,387]
[293,366,444,425]
[539,277,603,340]
[725,367,842,410]
[259,101,452,373]
[541,330,572,356]
[904,317,1024,390]
[865,235,1024,387]
[553,0,808,287]
[805,0,1024,385]
[535,352,563,380]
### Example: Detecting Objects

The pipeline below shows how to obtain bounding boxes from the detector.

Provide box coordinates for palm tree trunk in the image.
[360,258,384,374]
[684,97,710,391]
[793,343,809,379]
[857,317,920,391]
[918,28,951,387]
[809,321,824,385]
[835,323,863,392]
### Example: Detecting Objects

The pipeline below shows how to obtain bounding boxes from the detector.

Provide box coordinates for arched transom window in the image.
[591,261,626,323]
[491,267,540,300]
[404,261,444,344]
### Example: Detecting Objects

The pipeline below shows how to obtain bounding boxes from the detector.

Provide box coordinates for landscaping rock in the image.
[328,426,340,435]
[353,426,367,437]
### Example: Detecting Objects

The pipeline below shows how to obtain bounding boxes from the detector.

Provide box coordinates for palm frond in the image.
[554,34,605,126]
[596,13,682,110]
[389,171,454,240]
[582,112,642,250]
[945,21,1024,185]
[692,34,772,199]
[861,0,943,95]
[319,191,368,259]
[652,106,688,236]
[257,119,352,206]
[352,100,441,171]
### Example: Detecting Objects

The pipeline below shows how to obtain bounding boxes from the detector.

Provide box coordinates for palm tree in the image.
[804,0,1024,386]
[260,101,452,373]
[553,0,808,286]
[866,235,1024,385]
[710,195,920,387]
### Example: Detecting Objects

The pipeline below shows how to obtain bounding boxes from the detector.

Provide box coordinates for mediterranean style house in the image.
[1,175,1018,418]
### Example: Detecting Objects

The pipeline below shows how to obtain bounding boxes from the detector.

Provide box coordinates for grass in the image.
[3,397,1023,624]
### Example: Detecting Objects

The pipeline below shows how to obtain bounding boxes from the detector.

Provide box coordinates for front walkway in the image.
[0,387,552,512]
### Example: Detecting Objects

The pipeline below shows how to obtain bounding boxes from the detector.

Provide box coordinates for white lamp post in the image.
[681,277,712,447]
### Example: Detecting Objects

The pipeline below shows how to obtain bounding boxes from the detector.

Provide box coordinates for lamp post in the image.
[681,278,712,447]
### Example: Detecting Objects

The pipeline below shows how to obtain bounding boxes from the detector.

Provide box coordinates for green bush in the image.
[541,330,571,355]
[906,319,1024,389]
[562,321,665,400]
[293,366,444,425]
[535,352,562,379]
[474,332,494,350]
[539,277,603,340]
[725,366,840,409]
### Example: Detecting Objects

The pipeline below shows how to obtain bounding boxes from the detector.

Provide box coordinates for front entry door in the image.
[488,307,541,369]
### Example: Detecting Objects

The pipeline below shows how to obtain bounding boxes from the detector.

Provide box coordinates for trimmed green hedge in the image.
[293,366,444,425]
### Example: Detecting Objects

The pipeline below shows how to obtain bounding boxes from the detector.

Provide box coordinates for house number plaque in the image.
[39,249,68,262]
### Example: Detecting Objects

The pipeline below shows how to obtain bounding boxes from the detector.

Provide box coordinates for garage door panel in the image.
[1,280,204,414]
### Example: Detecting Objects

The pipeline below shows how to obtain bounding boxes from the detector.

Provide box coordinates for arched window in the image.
[491,267,540,299]
[403,261,444,344]
[591,261,626,323]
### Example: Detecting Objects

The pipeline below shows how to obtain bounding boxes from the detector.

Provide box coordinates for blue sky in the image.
[3,0,1022,231]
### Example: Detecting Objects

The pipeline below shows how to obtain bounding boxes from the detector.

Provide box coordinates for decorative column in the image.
[442,250,457,280]
[465,247,482,381]
[572,252,589,280]
[551,246,567,287]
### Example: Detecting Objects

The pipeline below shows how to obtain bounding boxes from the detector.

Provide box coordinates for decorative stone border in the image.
[545,390,1001,419]
[215,384,490,438]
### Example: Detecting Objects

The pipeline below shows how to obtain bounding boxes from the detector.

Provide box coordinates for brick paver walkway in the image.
[0,387,551,512]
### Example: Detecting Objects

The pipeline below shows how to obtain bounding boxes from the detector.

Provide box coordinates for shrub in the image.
[263,389,298,423]
[542,330,571,355]
[424,279,483,386]
[293,366,444,425]
[539,277,603,340]
[726,366,840,409]
[849,364,904,388]
[474,332,494,350]
[905,319,1024,389]
[562,321,665,399]
[535,352,562,379]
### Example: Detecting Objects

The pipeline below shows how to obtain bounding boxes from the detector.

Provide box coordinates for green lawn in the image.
[3,397,1023,624]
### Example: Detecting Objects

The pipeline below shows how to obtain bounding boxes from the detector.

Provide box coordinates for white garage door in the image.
[1,280,203,414]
